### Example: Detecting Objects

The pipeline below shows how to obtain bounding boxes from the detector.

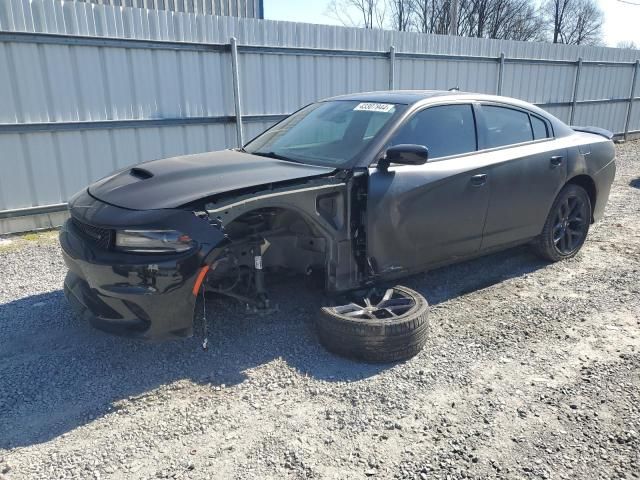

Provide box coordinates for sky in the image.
[263,0,640,48]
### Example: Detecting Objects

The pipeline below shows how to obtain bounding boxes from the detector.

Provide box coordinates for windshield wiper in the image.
[250,151,299,163]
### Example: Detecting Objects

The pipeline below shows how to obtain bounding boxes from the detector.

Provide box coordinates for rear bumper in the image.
[59,189,226,340]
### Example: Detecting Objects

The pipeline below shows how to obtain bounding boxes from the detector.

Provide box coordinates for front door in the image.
[366,103,490,277]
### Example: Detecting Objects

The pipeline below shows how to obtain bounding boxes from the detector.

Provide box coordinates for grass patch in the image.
[0,229,60,253]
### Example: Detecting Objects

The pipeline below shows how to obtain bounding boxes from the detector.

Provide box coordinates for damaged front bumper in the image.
[60,190,226,340]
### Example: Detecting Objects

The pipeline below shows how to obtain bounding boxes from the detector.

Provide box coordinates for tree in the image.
[326,0,387,28]
[410,0,451,34]
[327,0,601,45]
[481,0,545,41]
[388,0,413,31]
[616,40,638,50]
[409,0,544,40]
[543,0,603,45]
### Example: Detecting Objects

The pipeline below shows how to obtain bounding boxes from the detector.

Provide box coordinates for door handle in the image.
[550,155,563,167]
[470,173,487,187]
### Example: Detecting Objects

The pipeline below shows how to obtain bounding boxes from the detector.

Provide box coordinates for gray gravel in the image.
[1,141,639,480]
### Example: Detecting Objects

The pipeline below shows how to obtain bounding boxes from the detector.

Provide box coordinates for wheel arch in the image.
[207,195,353,291]
[565,174,597,222]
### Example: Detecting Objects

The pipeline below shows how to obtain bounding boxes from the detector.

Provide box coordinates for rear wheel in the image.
[532,184,591,262]
[316,286,429,363]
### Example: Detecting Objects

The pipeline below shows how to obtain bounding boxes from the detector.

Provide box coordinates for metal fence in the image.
[0,0,639,233]
[65,0,264,17]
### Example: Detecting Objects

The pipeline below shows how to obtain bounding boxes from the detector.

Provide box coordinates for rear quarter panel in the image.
[566,133,616,222]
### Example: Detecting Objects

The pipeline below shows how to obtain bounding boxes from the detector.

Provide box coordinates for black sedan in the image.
[60,90,616,362]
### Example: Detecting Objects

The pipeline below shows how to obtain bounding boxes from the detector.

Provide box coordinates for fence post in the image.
[230,36,244,147]
[624,59,639,141]
[496,52,505,95]
[388,45,396,90]
[570,57,582,126]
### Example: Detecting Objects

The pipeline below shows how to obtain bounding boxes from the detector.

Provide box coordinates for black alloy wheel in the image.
[532,184,592,262]
[552,191,590,255]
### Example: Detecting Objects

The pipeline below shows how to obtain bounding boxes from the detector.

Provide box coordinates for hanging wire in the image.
[201,283,208,350]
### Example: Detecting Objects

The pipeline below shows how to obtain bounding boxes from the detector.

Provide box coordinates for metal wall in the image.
[0,0,639,233]
[66,0,263,17]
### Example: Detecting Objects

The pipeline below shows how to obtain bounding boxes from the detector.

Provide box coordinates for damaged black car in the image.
[60,90,616,362]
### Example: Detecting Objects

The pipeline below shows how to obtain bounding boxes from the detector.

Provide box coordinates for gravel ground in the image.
[1,141,639,480]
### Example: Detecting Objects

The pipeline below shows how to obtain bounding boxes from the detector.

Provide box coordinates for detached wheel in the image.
[532,184,591,262]
[316,286,429,363]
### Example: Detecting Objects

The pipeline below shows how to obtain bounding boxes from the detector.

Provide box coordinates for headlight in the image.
[115,230,195,253]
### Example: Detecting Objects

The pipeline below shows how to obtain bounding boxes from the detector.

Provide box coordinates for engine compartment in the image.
[199,174,365,309]
[205,208,330,308]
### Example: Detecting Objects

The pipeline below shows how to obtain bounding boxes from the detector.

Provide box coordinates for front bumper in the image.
[60,190,226,340]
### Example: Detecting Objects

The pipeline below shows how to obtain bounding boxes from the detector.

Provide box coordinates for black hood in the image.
[88,150,336,210]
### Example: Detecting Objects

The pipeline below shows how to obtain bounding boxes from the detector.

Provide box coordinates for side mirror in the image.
[378,144,429,171]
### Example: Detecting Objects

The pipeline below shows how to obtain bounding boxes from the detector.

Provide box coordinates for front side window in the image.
[483,105,534,148]
[244,100,403,167]
[389,104,477,160]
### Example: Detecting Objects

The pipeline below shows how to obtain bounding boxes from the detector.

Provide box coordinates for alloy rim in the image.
[330,288,415,320]
[552,194,588,255]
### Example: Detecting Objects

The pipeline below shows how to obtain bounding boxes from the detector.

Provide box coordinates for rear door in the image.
[367,103,491,276]
[476,104,568,249]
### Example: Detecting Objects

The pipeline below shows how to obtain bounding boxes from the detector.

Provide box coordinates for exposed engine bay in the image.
[198,172,369,310]
[205,207,328,308]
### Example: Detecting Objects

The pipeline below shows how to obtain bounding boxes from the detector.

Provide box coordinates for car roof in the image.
[326,90,459,104]
[326,90,573,136]
[328,90,540,109]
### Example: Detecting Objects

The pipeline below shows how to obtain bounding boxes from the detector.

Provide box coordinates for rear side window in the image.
[531,115,549,140]
[482,105,533,148]
[390,104,477,159]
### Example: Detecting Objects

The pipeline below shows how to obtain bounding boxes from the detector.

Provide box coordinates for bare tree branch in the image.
[388,0,413,31]
[328,0,602,45]
[543,0,603,45]
[616,40,638,49]
[326,0,386,28]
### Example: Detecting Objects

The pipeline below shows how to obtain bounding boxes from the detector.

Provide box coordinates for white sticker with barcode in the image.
[353,102,395,113]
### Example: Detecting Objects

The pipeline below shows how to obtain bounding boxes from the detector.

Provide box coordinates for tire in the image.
[532,184,592,262]
[316,285,429,363]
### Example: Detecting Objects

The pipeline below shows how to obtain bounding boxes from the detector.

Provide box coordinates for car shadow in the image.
[0,244,547,449]
[400,245,548,306]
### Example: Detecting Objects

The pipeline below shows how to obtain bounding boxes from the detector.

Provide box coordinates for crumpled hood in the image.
[88,150,336,210]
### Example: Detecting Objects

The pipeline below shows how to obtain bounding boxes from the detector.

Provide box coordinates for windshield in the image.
[244,100,403,167]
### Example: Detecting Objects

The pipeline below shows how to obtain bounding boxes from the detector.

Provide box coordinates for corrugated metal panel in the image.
[578,64,634,101]
[0,23,234,124]
[396,58,498,94]
[574,102,630,134]
[0,0,639,233]
[62,0,262,18]
[541,105,572,124]
[503,63,576,104]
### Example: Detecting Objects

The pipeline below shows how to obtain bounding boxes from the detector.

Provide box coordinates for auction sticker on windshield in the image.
[353,103,395,113]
